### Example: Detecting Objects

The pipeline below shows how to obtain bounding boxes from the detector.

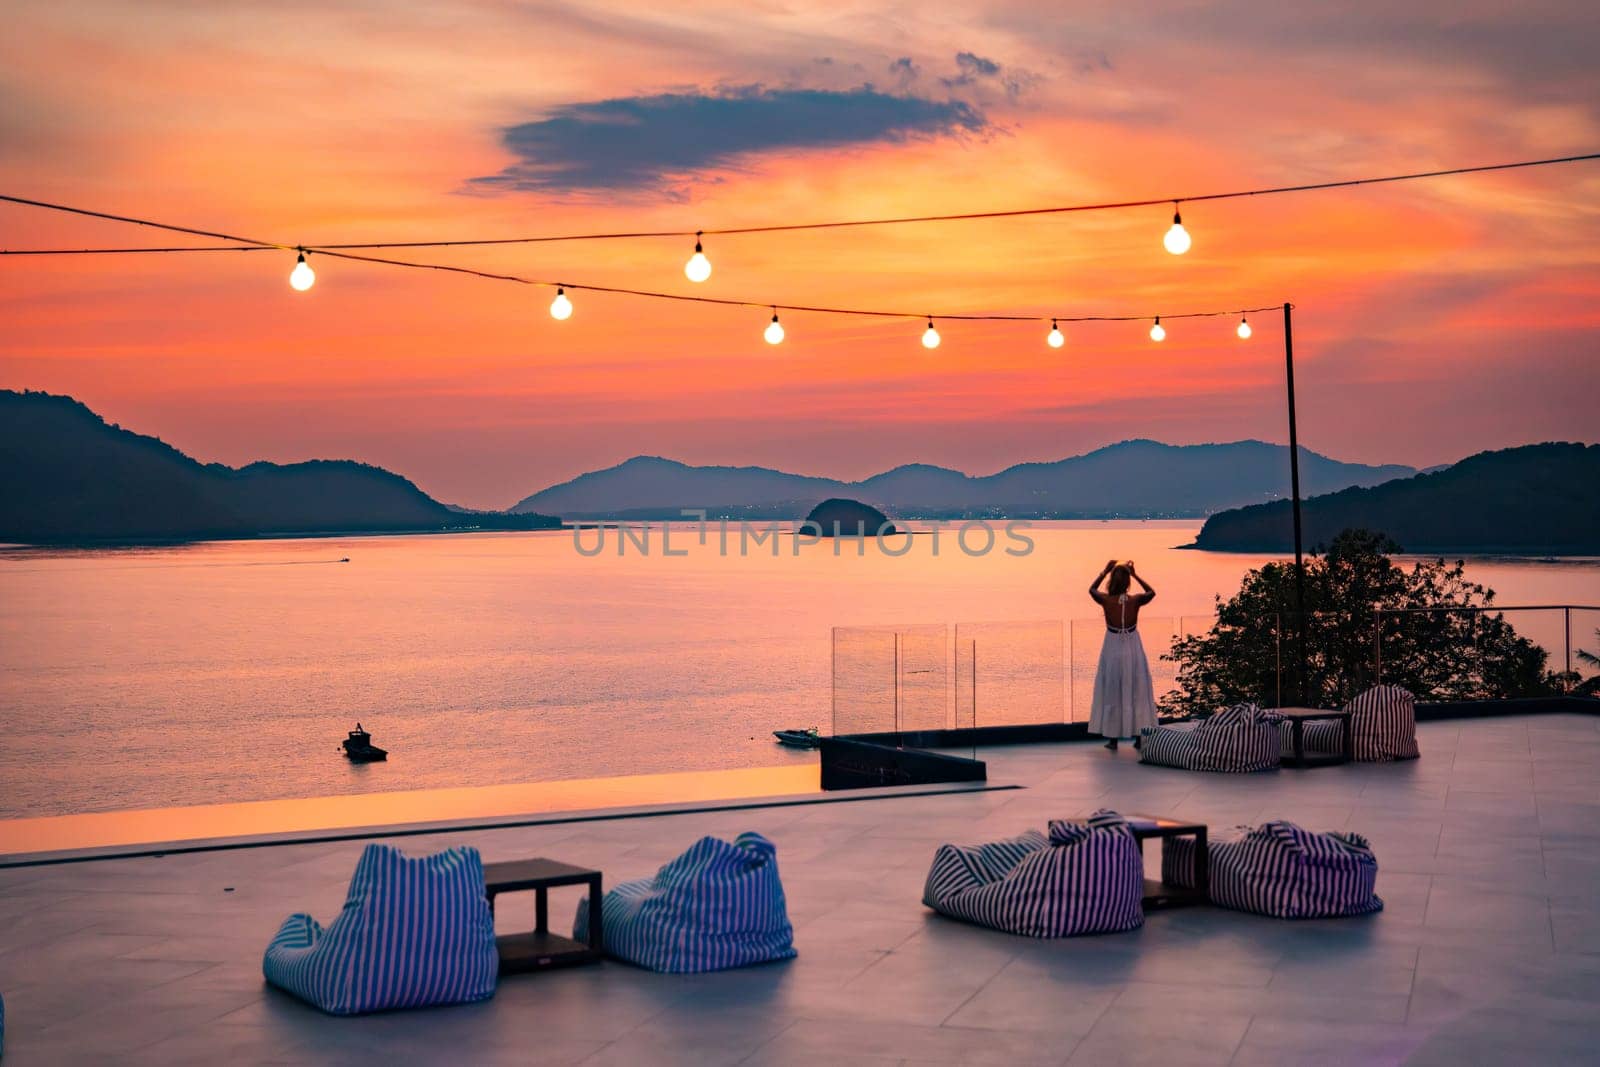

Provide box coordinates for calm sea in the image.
[3,521,1596,819]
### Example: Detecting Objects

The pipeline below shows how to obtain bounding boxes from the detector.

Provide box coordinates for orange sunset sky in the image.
[2,1,1597,508]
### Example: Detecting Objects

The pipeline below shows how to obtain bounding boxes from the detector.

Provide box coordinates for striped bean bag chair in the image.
[1279,685,1419,762]
[574,832,795,973]
[922,810,1144,937]
[1162,821,1383,919]
[1141,704,1281,773]
[1191,703,1282,772]
[262,844,498,1015]
[1136,720,1200,768]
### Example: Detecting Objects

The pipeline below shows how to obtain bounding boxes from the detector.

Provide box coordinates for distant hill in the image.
[1191,443,1600,553]
[0,391,560,544]
[511,441,1416,520]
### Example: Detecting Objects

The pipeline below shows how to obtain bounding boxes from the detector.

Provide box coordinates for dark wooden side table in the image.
[1275,708,1354,768]
[1122,815,1208,909]
[483,858,603,974]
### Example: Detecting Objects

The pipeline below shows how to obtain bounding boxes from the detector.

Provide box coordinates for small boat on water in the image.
[773,728,822,749]
[343,723,387,762]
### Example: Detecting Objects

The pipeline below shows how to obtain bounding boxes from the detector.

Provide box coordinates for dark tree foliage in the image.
[1162,529,1557,716]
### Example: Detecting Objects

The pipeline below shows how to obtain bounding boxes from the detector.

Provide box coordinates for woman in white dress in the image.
[1088,559,1158,751]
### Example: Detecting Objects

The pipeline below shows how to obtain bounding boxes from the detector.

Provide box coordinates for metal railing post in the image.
[1566,606,1573,679]
[971,639,978,733]
[894,631,902,746]
[1068,619,1075,722]
[1275,613,1283,707]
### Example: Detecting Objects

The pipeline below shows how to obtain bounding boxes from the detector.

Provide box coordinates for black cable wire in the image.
[3,151,1596,256]
[0,202,1289,321]
[309,248,1283,322]
[0,193,286,250]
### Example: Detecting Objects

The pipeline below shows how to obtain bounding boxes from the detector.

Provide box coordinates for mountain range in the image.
[0,390,560,544]
[1191,443,1600,553]
[510,442,1419,520]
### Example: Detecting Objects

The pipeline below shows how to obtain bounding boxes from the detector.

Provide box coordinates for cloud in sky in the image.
[470,84,987,194]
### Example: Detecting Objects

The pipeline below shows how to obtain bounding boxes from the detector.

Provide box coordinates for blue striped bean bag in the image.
[1278,686,1419,762]
[1163,821,1383,919]
[1142,703,1281,773]
[1136,721,1199,768]
[1191,703,1282,772]
[922,810,1144,937]
[262,844,498,1015]
[574,832,795,973]
[1346,685,1419,761]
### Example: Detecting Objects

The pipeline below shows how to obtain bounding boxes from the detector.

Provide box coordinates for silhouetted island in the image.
[0,390,562,544]
[805,498,899,537]
[510,442,1417,520]
[1192,442,1600,554]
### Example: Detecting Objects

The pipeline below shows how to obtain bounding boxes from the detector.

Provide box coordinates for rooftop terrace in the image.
[2,713,1597,1065]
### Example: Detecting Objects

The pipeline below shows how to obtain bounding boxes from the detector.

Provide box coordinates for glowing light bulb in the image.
[1149,317,1166,342]
[921,319,941,350]
[684,233,711,283]
[764,312,785,345]
[1236,316,1252,339]
[550,287,573,320]
[1047,320,1065,349]
[289,252,315,291]
[1162,207,1191,255]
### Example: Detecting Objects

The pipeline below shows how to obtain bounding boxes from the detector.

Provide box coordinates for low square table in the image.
[1122,815,1208,910]
[1274,707,1354,768]
[483,858,603,974]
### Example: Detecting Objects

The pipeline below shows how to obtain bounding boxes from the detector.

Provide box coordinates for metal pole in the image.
[1566,606,1573,680]
[1373,609,1383,685]
[1283,302,1309,704]
[894,631,901,747]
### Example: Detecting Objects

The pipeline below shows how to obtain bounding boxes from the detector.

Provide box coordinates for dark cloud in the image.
[888,56,920,86]
[954,52,1001,78]
[940,51,1037,99]
[469,85,986,195]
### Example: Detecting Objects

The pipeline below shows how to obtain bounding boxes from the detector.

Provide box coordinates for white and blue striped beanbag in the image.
[1278,686,1418,761]
[1190,703,1281,773]
[1163,821,1383,919]
[1138,721,1200,768]
[1346,685,1419,761]
[262,844,498,1015]
[574,832,795,973]
[922,810,1144,937]
[923,829,1049,908]
[1143,704,1280,772]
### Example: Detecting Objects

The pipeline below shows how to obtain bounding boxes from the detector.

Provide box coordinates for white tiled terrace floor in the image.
[1,713,1597,1065]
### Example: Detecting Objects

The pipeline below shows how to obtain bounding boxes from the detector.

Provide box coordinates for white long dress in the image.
[1089,594,1158,739]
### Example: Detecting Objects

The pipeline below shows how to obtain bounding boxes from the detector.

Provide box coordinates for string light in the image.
[1149,317,1166,342]
[1047,319,1065,348]
[1163,205,1191,255]
[550,286,573,320]
[0,191,1306,340]
[764,310,784,345]
[1236,315,1252,339]
[288,251,315,291]
[684,232,711,283]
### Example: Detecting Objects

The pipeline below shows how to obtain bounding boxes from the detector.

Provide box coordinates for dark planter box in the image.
[819,737,987,791]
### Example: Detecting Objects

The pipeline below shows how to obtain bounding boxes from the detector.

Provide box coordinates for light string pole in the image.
[1281,301,1309,705]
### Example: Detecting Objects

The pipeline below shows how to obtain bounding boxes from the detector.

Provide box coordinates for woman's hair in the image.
[1106,564,1132,597]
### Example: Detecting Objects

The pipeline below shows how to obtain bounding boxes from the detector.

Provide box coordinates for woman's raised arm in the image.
[1089,559,1115,599]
